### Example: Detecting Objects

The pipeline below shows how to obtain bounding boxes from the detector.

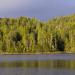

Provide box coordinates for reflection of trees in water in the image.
[0,60,75,69]
[53,60,67,69]
[52,60,75,69]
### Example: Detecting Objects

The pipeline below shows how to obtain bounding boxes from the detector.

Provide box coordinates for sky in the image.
[0,0,75,21]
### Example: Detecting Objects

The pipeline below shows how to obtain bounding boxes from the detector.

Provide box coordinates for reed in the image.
[0,15,74,53]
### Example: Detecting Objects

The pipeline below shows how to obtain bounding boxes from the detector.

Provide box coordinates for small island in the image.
[0,15,75,54]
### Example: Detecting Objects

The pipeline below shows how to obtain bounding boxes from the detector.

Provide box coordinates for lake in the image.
[0,54,75,75]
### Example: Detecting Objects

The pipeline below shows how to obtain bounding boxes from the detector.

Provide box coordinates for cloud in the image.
[0,0,75,20]
[0,0,34,11]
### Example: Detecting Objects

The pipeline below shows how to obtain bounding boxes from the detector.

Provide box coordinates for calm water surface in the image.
[0,54,75,75]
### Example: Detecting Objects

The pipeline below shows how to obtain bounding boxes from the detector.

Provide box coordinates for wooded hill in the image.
[0,15,75,53]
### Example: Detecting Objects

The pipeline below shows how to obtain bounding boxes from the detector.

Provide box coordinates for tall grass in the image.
[0,15,75,53]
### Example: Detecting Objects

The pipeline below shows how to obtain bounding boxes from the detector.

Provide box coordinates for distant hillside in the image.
[0,15,75,54]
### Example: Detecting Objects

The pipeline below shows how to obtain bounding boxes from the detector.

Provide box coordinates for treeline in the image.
[0,15,75,53]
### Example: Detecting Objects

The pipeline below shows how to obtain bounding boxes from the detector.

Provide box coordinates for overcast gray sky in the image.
[0,0,75,21]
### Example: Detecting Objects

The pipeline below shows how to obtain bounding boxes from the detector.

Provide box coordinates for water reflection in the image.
[0,60,75,75]
[0,60,75,69]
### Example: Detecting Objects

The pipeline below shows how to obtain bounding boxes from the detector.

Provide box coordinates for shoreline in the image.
[0,52,75,55]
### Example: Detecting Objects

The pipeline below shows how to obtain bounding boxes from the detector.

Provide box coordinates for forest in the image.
[0,15,75,53]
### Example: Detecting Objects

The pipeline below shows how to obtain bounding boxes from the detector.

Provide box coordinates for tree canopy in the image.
[0,15,75,53]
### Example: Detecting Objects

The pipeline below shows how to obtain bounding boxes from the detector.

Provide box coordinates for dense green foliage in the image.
[0,15,75,53]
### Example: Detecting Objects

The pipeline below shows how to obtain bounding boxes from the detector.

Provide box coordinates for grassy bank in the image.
[0,15,75,54]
